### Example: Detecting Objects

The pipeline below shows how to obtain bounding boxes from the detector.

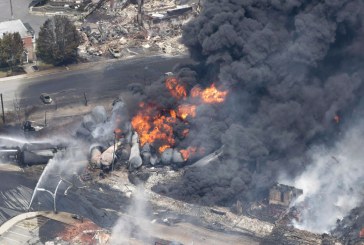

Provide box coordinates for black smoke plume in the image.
[149,0,364,205]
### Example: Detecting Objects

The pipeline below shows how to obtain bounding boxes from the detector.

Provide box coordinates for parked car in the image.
[40,93,52,104]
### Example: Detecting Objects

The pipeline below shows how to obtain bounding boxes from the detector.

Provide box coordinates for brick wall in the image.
[22,36,34,62]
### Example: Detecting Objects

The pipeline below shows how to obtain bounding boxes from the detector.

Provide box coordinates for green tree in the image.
[0,32,24,69]
[36,16,81,65]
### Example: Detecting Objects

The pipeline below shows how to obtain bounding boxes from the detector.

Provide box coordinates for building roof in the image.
[0,19,31,38]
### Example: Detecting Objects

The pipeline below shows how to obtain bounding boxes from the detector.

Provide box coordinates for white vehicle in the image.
[40,93,52,104]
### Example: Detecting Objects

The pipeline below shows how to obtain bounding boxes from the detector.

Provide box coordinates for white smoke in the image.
[78,98,129,144]
[290,123,364,233]
[27,143,88,212]
[110,185,154,244]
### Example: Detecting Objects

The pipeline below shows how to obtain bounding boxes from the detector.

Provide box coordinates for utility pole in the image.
[9,0,14,20]
[112,131,116,171]
[137,0,144,27]
[1,94,5,125]
[84,92,88,106]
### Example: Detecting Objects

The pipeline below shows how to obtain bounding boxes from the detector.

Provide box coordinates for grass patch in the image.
[0,66,26,78]
[0,70,7,78]
[36,61,55,71]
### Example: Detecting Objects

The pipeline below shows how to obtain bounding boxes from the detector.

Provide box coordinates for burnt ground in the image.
[260,225,336,245]
[332,207,364,245]
[0,158,127,227]
[0,158,348,245]
[0,163,263,244]
[0,169,36,223]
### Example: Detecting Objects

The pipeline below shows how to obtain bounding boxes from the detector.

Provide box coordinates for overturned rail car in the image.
[0,143,66,166]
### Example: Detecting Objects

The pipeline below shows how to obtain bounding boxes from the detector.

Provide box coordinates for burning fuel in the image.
[142,0,364,232]
[131,104,177,153]
[191,84,228,104]
[165,77,187,99]
[131,77,228,159]
[177,104,196,120]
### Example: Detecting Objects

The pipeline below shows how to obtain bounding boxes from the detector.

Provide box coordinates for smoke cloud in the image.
[110,185,154,244]
[77,98,130,146]
[28,144,88,211]
[145,0,364,229]
[287,119,364,233]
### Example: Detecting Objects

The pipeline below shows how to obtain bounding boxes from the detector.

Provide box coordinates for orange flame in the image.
[191,84,228,103]
[170,110,177,118]
[131,105,176,153]
[166,77,187,99]
[178,104,196,119]
[131,78,229,155]
[190,86,202,98]
[159,145,171,153]
[180,147,198,161]
[114,128,123,139]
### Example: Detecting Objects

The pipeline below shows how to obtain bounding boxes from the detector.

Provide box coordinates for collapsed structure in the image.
[77,0,197,58]
[269,183,303,207]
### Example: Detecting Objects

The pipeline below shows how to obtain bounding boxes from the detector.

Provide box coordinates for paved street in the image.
[0,55,189,114]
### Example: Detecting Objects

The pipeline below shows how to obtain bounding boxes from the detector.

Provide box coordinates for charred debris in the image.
[29,0,198,58]
[79,0,197,59]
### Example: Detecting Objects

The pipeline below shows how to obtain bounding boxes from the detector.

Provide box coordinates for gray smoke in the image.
[150,0,364,208]
[110,185,154,244]
[77,98,129,145]
[286,120,364,233]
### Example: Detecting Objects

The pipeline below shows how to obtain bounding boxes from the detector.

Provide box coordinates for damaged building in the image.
[77,0,196,59]
[269,183,303,206]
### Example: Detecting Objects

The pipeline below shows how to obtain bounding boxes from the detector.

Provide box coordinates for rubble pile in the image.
[56,219,110,244]
[247,202,290,223]
[333,207,364,245]
[78,0,196,59]
[261,225,341,245]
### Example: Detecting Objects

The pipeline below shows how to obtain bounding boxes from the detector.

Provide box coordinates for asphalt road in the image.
[0,55,189,112]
